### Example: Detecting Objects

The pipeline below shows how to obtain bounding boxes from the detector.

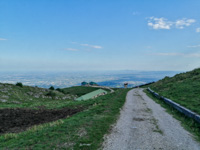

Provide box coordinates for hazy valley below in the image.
[0,70,180,88]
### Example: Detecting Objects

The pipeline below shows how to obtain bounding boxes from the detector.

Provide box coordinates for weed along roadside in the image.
[0,85,130,150]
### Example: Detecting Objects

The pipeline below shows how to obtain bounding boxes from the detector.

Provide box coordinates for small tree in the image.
[56,88,63,92]
[16,82,23,87]
[49,86,55,90]
[46,91,56,97]
[81,81,88,86]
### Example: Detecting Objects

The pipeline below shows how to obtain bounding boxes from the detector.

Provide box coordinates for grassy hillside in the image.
[0,84,109,109]
[149,68,200,114]
[0,83,129,149]
[61,86,108,97]
[0,83,77,109]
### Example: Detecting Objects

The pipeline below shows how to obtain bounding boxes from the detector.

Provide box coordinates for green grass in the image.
[150,117,163,135]
[61,86,110,97]
[0,94,74,109]
[149,68,200,114]
[144,89,200,141]
[0,83,72,108]
[0,84,113,109]
[0,87,129,149]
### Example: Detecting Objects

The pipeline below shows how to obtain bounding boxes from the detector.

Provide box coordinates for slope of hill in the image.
[61,86,109,97]
[0,83,77,109]
[0,83,129,149]
[0,83,109,109]
[149,68,200,114]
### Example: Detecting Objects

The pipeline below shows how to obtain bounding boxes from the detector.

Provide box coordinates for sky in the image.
[1,0,200,71]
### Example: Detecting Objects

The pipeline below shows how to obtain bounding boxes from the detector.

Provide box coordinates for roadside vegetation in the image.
[149,68,200,114]
[144,68,200,141]
[0,83,129,149]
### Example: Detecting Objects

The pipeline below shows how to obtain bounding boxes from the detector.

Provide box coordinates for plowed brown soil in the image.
[0,107,82,134]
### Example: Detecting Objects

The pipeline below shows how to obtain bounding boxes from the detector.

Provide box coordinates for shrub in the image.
[56,88,62,92]
[46,91,56,97]
[16,82,23,87]
[49,86,55,90]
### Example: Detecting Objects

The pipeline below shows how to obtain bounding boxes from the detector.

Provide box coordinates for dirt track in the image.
[0,107,82,134]
[103,88,200,150]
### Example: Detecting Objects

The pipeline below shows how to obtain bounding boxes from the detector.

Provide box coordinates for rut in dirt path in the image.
[103,88,200,150]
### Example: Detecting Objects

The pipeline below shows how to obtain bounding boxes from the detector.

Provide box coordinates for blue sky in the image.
[1,0,200,71]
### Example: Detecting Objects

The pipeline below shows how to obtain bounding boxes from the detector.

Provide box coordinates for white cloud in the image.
[187,45,200,48]
[153,53,184,56]
[0,38,7,40]
[64,48,79,51]
[148,17,173,29]
[196,28,200,33]
[148,17,196,30]
[188,53,200,57]
[71,42,103,49]
[152,52,200,57]
[175,18,196,29]
[80,43,102,49]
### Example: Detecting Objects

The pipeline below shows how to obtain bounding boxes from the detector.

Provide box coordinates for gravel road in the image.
[102,88,200,150]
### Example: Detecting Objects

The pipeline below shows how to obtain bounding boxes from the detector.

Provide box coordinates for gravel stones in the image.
[103,88,200,150]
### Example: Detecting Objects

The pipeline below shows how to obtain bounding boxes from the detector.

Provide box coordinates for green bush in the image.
[49,86,55,90]
[56,88,63,93]
[16,82,23,87]
[45,91,56,97]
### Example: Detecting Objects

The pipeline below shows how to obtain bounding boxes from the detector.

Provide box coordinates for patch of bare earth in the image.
[0,107,83,134]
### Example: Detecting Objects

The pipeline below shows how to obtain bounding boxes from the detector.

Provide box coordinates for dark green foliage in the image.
[46,91,56,97]
[16,82,23,87]
[49,86,55,90]
[150,68,200,114]
[56,88,63,93]
[81,81,88,86]
[89,81,97,86]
